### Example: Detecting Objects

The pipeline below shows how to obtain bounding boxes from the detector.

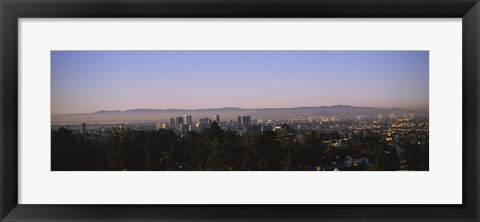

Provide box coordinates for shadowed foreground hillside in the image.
[52,122,428,171]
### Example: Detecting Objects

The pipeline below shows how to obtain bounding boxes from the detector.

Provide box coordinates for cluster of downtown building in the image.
[63,114,256,134]
[61,111,428,140]
[155,115,262,133]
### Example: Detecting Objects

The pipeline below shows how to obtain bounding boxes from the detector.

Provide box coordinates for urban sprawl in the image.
[52,112,429,171]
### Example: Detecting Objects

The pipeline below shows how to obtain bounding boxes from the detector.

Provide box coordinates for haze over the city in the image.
[51,50,429,115]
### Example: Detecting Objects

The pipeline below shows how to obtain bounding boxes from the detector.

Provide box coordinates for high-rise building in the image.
[179,124,190,132]
[242,116,251,126]
[237,116,242,125]
[184,115,192,124]
[199,117,211,124]
[215,115,220,123]
[169,118,175,129]
[176,116,184,130]
[79,123,87,133]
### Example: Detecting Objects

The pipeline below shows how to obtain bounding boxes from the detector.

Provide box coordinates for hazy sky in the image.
[51,50,428,114]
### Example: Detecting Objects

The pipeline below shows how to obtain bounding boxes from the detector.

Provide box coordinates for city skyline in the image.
[51,50,429,115]
[51,104,427,125]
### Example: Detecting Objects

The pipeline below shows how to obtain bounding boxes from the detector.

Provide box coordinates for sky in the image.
[51,50,429,115]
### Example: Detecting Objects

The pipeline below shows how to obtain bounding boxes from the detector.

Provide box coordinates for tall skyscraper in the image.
[79,123,87,133]
[184,115,192,124]
[237,116,242,125]
[169,118,175,129]
[215,115,220,123]
[242,116,251,126]
[176,116,184,130]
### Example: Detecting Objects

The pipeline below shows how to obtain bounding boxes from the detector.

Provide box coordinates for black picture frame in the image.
[1,0,479,221]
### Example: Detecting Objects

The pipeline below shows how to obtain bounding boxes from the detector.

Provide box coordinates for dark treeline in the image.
[52,122,428,171]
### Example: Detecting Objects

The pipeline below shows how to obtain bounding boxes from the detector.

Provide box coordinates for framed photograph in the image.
[1,0,479,221]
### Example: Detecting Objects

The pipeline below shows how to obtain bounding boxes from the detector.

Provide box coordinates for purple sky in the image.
[51,50,429,115]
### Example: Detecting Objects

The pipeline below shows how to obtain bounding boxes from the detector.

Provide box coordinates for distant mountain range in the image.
[52,105,427,124]
[90,105,404,115]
